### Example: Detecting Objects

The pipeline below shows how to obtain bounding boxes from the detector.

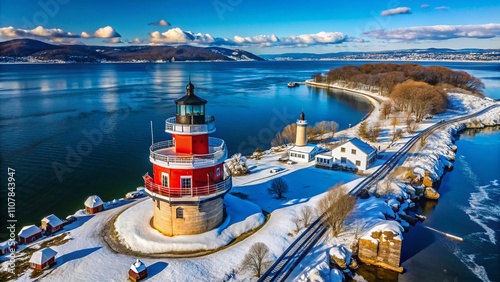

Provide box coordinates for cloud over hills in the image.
[364,23,500,41]
[148,28,359,48]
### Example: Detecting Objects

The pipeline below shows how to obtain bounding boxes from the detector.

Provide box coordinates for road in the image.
[258,103,499,282]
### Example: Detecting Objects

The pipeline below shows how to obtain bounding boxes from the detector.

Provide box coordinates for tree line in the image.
[314,63,484,95]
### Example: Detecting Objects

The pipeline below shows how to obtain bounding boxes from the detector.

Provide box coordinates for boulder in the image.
[424,187,440,200]
[329,245,350,270]
[422,176,433,187]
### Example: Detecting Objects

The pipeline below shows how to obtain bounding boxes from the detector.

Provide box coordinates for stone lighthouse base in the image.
[111,195,265,255]
[152,196,224,236]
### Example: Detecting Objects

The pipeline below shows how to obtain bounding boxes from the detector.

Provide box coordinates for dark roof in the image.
[175,80,207,105]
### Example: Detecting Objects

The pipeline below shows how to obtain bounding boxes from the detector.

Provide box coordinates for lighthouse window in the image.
[193,105,204,115]
[178,105,186,115]
[181,176,192,188]
[176,207,184,218]
[162,173,169,187]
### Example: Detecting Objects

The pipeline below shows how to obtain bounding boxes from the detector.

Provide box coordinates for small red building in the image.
[18,225,42,245]
[128,259,147,281]
[41,214,64,234]
[29,247,57,270]
[0,240,18,255]
[84,195,104,214]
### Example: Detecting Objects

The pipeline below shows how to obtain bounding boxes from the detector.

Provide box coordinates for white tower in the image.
[295,112,307,146]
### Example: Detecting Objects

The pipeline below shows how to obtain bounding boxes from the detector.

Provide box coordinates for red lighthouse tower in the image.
[143,80,232,236]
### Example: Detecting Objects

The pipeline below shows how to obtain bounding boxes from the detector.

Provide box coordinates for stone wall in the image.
[152,196,224,236]
[358,230,404,273]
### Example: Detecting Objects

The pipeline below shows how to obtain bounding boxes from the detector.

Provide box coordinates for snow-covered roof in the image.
[360,221,404,244]
[85,195,103,208]
[42,214,64,227]
[347,138,376,155]
[289,145,318,154]
[130,259,146,273]
[18,225,42,238]
[29,247,57,264]
[315,153,333,160]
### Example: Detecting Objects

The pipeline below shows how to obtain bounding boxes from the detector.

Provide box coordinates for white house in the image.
[316,138,377,171]
[289,145,321,163]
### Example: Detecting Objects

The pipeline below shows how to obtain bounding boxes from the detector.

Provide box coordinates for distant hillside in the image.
[0,39,265,63]
[262,48,500,61]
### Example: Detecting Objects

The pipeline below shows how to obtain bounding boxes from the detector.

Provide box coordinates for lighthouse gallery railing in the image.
[143,172,232,198]
[165,115,216,134]
[149,137,227,166]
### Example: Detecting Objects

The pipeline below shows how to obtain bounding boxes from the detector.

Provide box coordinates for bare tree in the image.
[391,129,403,143]
[391,115,399,129]
[357,121,368,139]
[300,206,315,228]
[240,242,273,278]
[381,101,393,119]
[268,177,289,199]
[406,117,418,133]
[318,184,357,237]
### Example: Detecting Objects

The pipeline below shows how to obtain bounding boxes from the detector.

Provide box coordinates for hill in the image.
[0,39,265,63]
[262,48,500,61]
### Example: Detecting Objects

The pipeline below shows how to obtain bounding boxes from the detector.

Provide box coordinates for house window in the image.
[340,147,345,153]
[162,173,169,187]
[216,167,221,177]
[176,207,184,218]
[356,160,361,166]
[351,149,356,155]
[341,157,347,164]
[181,176,192,189]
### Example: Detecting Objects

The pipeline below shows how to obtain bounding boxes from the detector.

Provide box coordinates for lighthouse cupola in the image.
[175,80,207,125]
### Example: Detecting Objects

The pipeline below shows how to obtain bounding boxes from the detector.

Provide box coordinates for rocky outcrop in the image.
[424,187,440,200]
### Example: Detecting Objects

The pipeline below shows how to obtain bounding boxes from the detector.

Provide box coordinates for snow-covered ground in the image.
[2,85,498,281]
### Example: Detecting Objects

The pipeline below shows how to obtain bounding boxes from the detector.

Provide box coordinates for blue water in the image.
[400,128,500,282]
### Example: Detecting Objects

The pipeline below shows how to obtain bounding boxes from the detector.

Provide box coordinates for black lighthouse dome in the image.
[175,79,207,125]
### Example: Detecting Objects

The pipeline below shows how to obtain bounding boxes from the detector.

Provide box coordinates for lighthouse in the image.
[288,111,320,163]
[295,112,308,146]
[143,80,232,236]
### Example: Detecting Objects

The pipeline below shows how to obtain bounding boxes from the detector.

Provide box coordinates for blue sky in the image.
[1,0,499,54]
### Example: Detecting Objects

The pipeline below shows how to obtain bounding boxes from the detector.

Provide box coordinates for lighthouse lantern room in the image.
[143,80,232,236]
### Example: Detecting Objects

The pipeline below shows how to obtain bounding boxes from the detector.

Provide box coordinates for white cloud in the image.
[364,23,500,41]
[81,31,92,38]
[129,37,146,44]
[0,26,79,38]
[280,32,347,47]
[420,4,430,9]
[435,6,449,11]
[149,27,224,45]
[148,19,170,26]
[93,26,121,38]
[381,7,412,17]
[233,34,279,46]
